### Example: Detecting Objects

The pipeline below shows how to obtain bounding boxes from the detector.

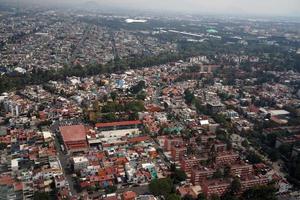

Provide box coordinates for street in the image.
[54,135,78,196]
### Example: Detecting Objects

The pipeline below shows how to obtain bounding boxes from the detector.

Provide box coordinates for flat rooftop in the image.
[59,124,86,142]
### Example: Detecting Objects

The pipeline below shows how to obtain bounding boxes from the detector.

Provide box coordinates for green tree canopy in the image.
[229,178,241,195]
[105,185,117,194]
[110,92,117,101]
[246,151,262,164]
[172,169,187,184]
[149,178,173,197]
[183,195,195,200]
[166,194,181,200]
[197,193,207,200]
[0,143,7,151]
[130,80,146,94]
[241,185,277,200]
[33,192,50,200]
[184,89,195,105]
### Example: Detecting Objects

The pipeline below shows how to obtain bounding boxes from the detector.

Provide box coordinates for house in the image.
[122,191,137,200]
[54,175,67,189]
[72,156,89,171]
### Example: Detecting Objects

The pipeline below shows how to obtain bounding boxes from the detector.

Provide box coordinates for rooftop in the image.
[96,120,142,128]
[59,125,86,142]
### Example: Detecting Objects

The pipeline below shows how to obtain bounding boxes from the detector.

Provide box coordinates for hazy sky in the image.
[3,0,300,17]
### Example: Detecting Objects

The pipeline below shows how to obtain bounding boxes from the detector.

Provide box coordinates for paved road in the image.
[54,135,78,196]
[151,139,171,168]
[69,24,91,65]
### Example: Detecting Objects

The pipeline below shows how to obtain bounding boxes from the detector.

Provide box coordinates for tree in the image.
[268,149,279,162]
[184,89,195,105]
[105,185,117,194]
[221,193,239,200]
[223,165,231,178]
[102,113,117,122]
[241,185,277,200]
[130,80,146,94]
[195,100,209,115]
[266,133,278,148]
[172,169,187,184]
[210,194,220,200]
[124,101,145,112]
[213,114,228,126]
[137,91,147,100]
[0,143,7,151]
[228,178,241,195]
[241,140,249,149]
[183,195,195,200]
[110,92,117,101]
[166,194,181,200]
[278,144,292,159]
[212,169,223,178]
[288,154,300,181]
[33,192,50,200]
[149,178,173,197]
[221,178,241,200]
[246,151,262,164]
[197,193,207,200]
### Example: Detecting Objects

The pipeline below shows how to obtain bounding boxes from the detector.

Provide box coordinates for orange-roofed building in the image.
[128,135,150,144]
[122,191,137,200]
[95,152,106,160]
[59,125,88,154]
[38,111,48,120]
[146,105,162,113]
[0,175,14,186]
[115,157,129,165]
[95,120,142,131]
[98,167,118,177]
[14,182,23,191]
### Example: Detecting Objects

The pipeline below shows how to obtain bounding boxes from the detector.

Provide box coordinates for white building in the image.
[100,128,140,139]
[72,156,89,171]
[11,159,18,172]
[54,175,67,189]
[125,163,136,183]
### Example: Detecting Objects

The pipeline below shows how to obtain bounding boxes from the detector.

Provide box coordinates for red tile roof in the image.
[95,120,141,128]
[123,191,137,200]
[14,182,23,191]
[0,176,14,186]
[59,125,86,142]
